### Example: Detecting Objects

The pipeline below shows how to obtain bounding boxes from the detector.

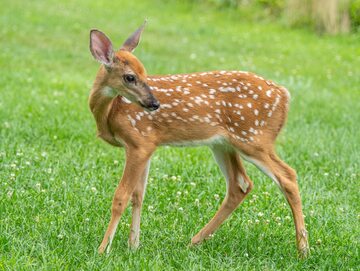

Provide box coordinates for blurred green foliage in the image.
[201,0,360,33]
[257,0,285,15]
[350,0,360,30]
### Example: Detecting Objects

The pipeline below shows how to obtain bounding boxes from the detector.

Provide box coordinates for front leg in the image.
[128,160,150,249]
[98,146,155,254]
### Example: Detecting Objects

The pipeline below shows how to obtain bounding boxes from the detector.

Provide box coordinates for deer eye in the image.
[124,74,136,83]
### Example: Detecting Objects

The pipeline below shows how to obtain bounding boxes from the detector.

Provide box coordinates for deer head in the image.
[90,21,160,111]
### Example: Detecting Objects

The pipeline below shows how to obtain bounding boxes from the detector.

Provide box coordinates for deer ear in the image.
[120,20,147,52]
[90,29,114,67]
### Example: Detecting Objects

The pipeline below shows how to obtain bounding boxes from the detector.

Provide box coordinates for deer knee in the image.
[111,203,122,216]
[227,181,252,207]
[226,194,241,208]
[131,192,143,208]
[284,166,297,182]
[277,175,301,203]
[111,195,126,215]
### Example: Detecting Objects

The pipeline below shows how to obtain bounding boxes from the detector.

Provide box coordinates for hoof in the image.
[191,235,202,245]
[128,239,140,250]
[98,244,106,254]
[98,237,112,255]
[298,242,310,259]
[297,230,310,259]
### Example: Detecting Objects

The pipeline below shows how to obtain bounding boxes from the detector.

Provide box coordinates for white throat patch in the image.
[101,86,118,98]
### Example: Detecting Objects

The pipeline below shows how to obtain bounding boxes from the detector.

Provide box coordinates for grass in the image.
[0,0,359,270]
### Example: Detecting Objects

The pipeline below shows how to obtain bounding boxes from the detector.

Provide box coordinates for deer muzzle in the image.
[139,91,160,111]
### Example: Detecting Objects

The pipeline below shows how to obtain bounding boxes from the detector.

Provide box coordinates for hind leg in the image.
[241,149,309,258]
[191,146,253,244]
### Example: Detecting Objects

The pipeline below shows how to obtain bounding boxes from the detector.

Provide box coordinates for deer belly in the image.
[163,134,226,147]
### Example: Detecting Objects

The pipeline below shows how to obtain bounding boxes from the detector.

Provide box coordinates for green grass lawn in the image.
[1,0,359,270]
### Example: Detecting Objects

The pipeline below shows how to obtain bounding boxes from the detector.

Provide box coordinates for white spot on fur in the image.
[122,96,131,103]
[161,104,172,109]
[127,115,136,127]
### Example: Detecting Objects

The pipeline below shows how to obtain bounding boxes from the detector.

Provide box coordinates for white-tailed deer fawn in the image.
[89,21,309,257]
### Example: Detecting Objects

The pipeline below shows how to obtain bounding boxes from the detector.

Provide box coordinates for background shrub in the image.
[350,0,360,30]
[201,0,360,33]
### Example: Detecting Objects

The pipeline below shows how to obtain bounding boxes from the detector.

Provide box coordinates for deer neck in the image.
[89,74,117,144]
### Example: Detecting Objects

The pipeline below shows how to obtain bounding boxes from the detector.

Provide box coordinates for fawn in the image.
[89,21,309,257]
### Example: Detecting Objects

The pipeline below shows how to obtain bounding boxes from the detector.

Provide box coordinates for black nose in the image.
[149,100,160,111]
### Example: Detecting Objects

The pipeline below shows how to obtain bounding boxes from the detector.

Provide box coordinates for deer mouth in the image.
[139,99,160,111]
